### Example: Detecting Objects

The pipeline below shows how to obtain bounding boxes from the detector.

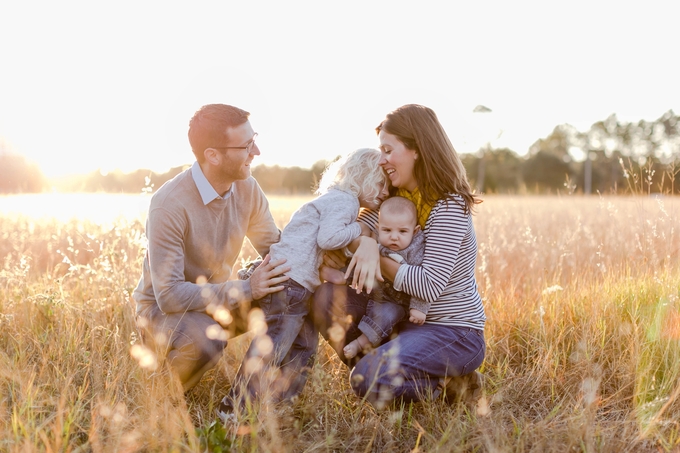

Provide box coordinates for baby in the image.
[343,196,428,359]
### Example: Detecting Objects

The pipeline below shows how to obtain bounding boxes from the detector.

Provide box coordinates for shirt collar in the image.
[191,161,232,205]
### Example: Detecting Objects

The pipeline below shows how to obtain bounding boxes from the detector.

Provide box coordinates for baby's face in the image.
[377,211,418,251]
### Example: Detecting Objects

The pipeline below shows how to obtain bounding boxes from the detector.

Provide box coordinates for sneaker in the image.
[440,371,485,406]
[216,396,238,426]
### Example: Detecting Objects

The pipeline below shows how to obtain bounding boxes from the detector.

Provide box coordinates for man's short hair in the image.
[188,104,250,162]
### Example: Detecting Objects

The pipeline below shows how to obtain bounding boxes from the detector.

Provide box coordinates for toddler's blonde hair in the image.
[316,148,386,204]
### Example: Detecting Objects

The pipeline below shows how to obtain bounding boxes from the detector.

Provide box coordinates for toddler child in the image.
[218,148,389,418]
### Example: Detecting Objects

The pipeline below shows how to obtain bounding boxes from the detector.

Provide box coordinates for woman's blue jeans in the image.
[312,282,485,405]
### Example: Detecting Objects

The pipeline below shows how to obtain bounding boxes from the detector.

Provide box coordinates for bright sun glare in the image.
[0,2,678,180]
[0,193,152,224]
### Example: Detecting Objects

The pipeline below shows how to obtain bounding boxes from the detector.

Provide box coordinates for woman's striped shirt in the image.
[362,194,486,330]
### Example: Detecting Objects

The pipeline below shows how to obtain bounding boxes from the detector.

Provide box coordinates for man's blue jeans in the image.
[229,279,318,405]
[312,282,485,405]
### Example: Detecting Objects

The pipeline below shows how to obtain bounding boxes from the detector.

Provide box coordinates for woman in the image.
[312,104,486,408]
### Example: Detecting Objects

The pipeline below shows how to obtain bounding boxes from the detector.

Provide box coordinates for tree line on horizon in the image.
[2,110,678,195]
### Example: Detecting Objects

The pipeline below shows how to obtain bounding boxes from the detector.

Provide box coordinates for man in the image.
[133,104,292,390]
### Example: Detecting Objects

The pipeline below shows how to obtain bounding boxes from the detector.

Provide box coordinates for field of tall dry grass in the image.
[0,193,679,452]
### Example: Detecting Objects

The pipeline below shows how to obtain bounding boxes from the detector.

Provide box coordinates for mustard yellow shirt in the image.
[395,187,434,230]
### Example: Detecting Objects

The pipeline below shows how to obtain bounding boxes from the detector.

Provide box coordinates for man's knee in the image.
[312,283,332,312]
[172,329,226,366]
[166,331,226,389]
[312,283,333,331]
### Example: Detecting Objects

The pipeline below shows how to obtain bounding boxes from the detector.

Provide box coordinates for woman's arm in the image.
[394,198,470,303]
[379,255,400,282]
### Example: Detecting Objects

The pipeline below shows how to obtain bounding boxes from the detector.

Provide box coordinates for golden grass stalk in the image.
[0,194,678,452]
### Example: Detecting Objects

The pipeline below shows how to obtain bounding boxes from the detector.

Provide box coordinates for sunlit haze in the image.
[0,1,677,179]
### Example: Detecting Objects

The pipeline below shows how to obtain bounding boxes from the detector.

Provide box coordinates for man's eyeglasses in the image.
[212,133,258,153]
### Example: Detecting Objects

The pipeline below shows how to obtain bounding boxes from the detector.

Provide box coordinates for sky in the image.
[0,0,678,178]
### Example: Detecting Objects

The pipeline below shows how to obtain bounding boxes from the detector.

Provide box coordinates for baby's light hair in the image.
[379,196,418,226]
[316,148,386,203]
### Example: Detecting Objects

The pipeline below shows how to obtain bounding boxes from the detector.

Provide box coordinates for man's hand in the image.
[409,309,426,325]
[249,254,290,300]
[322,249,347,270]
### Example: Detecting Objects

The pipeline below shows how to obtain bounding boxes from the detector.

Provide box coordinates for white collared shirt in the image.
[190,161,232,205]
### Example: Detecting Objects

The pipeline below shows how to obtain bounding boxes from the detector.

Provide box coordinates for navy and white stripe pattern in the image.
[369,194,485,330]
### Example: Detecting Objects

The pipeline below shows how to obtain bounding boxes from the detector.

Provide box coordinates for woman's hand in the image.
[344,236,383,294]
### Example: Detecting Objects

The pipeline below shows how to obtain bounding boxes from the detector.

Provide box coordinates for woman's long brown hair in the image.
[376,104,482,214]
